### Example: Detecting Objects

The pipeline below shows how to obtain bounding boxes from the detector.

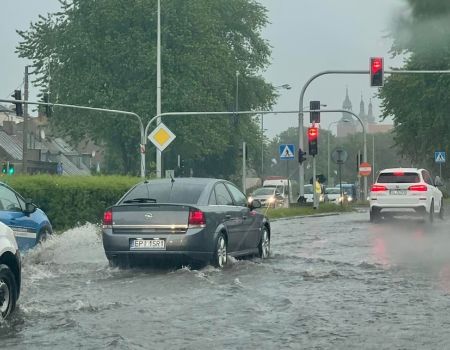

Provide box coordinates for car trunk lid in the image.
[111,204,192,234]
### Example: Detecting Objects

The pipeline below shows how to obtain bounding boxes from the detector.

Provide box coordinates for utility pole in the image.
[22,66,29,174]
[156,0,162,178]
[242,141,246,194]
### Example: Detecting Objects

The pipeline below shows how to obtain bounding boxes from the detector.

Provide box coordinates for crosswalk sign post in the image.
[435,151,446,178]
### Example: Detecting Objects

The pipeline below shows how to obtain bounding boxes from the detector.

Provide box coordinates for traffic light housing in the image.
[356,153,362,172]
[308,127,318,156]
[43,93,53,117]
[370,57,384,87]
[310,100,321,123]
[298,148,306,163]
[1,161,14,175]
[238,143,248,159]
[12,90,23,116]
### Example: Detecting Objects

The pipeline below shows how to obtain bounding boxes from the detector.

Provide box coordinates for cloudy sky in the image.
[1,0,407,137]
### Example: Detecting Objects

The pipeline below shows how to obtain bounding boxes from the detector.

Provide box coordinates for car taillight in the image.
[188,209,206,227]
[103,210,113,227]
[408,184,427,192]
[371,185,387,192]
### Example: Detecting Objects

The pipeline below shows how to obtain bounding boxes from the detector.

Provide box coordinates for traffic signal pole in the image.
[298,70,368,204]
[0,99,146,178]
[298,68,450,204]
[303,109,367,202]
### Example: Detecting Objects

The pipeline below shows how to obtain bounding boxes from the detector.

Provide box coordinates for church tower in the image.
[337,87,357,137]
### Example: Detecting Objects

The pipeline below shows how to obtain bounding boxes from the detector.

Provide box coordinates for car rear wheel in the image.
[426,201,434,223]
[370,208,380,222]
[0,264,17,320]
[258,227,270,259]
[439,200,444,220]
[212,234,227,268]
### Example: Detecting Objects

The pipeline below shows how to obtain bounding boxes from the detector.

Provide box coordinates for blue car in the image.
[0,182,52,251]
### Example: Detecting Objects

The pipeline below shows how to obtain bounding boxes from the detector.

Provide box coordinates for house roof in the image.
[0,130,22,160]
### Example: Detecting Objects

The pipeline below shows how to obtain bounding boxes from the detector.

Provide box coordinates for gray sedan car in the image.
[102,178,271,268]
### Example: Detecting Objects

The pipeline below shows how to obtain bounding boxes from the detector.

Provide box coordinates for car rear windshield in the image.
[120,182,205,204]
[377,172,420,183]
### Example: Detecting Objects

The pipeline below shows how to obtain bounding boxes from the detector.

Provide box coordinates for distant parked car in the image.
[102,177,271,268]
[0,221,21,319]
[340,183,357,203]
[0,182,53,251]
[324,187,343,204]
[249,187,284,208]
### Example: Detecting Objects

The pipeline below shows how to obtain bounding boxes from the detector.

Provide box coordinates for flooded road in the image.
[1,210,450,349]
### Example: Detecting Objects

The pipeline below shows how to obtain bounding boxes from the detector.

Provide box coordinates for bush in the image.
[2,175,141,232]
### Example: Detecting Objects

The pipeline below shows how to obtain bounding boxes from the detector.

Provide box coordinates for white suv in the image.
[369,168,444,222]
[0,221,21,319]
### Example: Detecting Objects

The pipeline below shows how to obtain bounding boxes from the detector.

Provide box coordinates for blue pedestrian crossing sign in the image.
[279,144,295,160]
[435,151,446,163]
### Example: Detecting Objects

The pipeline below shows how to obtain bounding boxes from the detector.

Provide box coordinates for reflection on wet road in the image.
[1,211,450,349]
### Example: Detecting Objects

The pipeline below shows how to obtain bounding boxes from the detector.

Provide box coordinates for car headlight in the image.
[347,196,353,202]
[267,197,275,203]
[248,196,253,203]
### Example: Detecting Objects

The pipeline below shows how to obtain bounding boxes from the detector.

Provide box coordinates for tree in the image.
[379,0,450,177]
[16,0,275,177]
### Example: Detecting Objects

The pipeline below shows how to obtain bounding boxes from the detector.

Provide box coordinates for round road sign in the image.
[331,147,348,164]
[359,162,372,176]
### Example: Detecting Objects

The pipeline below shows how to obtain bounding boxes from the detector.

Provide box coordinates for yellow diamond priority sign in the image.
[148,123,176,152]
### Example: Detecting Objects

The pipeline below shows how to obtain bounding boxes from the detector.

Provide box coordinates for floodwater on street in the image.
[1,210,450,349]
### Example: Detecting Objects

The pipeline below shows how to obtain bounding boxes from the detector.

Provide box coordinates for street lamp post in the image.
[261,84,292,180]
[156,0,162,178]
[327,121,339,187]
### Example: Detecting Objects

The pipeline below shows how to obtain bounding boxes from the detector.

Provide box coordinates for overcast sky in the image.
[1,0,407,137]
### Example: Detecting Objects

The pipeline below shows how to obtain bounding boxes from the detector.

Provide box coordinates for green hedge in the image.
[2,175,141,232]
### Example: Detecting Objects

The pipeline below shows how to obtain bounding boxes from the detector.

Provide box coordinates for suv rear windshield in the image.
[377,172,420,183]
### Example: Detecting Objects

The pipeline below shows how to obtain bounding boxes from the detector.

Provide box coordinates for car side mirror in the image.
[435,176,444,187]
[24,198,37,215]
[248,199,262,210]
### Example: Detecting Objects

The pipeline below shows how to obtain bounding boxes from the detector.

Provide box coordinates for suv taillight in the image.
[188,209,206,227]
[371,184,387,192]
[103,210,113,227]
[408,184,427,192]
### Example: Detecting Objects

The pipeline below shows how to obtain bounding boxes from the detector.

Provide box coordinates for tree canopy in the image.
[379,0,450,177]
[17,0,275,179]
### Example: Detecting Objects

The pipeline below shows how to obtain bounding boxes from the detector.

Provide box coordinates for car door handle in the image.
[242,216,247,220]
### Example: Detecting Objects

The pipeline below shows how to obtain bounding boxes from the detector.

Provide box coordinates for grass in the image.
[261,203,354,220]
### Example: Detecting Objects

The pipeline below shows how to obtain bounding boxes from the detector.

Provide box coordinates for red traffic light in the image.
[370,57,384,87]
[307,127,318,141]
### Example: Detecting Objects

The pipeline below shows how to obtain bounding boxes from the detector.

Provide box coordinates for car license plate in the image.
[389,189,407,195]
[130,238,166,250]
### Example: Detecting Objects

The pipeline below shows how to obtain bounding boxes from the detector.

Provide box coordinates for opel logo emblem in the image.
[144,213,153,220]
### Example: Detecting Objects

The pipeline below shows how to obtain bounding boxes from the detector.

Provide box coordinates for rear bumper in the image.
[370,195,430,213]
[102,228,215,262]
[370,203,427,213]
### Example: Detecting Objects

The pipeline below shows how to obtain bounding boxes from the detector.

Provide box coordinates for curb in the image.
[270,212,343,222]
